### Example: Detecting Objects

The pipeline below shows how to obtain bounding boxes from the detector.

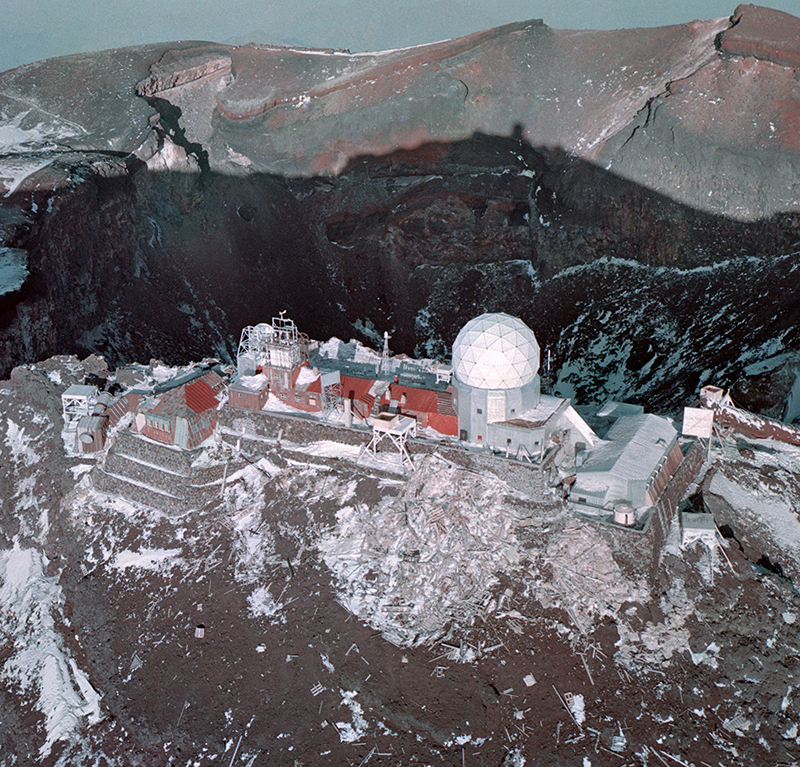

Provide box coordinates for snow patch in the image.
[570,693,586,726]
[108,547,182,571]
[0,248,28,294]
[247,585,286,623]
[6,418,39,466]
[0,545,104,757]
[336,690,368,742]
[294,365,320,388]
[293,440,363,460]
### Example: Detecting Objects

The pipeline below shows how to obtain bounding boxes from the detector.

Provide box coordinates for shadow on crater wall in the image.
[1,127,799,407]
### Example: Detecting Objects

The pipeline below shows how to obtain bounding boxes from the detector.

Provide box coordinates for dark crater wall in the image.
[2,131,800,408]
[0,166,337,373]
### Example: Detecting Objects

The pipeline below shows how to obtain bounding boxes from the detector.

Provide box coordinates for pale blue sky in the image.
[2,1,799,74]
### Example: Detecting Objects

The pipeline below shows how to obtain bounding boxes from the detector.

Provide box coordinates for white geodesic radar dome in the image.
[452,313,540,390]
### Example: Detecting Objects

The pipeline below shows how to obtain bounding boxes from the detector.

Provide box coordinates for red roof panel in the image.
[151,379,219,417]
[389,383,439,415]
[185,379,220,413]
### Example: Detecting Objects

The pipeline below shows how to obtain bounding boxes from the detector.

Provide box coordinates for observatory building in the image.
[452,314,541,440]
[451,313,594,459]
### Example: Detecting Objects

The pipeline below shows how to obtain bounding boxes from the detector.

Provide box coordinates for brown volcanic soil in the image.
[1,357,800,766]
[57,490,745,767]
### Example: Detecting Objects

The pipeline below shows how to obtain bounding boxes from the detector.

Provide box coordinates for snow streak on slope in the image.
[0,545,103,758]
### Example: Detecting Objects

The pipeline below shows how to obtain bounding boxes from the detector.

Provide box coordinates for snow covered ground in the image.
[0,546,103,758]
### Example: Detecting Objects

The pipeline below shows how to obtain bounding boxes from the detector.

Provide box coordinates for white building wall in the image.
[453,376,541,444]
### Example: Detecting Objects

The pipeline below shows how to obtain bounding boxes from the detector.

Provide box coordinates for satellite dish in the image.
[79,432,94,444]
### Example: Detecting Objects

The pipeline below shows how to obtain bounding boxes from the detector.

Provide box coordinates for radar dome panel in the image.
[452,313,540,390]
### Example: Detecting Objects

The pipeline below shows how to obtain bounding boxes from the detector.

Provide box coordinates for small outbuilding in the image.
[571,413,682,512]
[228,374,271,411]
[77,414,107,453]
[62,384,99,430]
[680,512,717,549]
[139,374,223,450]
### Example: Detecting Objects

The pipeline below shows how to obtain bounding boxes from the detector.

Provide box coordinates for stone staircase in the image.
[92,428,228,515]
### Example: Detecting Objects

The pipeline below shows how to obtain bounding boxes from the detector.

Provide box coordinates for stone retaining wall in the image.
[220,406,553,502]
[93,428,233,516]
[648,439,706,567]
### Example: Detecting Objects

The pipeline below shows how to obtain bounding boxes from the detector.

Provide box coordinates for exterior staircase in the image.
[92,428,229,515]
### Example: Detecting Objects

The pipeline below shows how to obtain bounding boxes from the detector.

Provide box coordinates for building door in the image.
[486,391,506,423]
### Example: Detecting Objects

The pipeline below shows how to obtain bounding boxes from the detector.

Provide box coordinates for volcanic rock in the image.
[0,6,799,410]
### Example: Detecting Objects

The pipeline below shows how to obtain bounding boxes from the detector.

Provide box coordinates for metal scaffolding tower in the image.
[320,370,343,416]
[237,312,309,385]
[366,413,417,469]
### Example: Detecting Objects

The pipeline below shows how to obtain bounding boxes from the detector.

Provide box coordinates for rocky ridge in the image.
[0,6,799,407]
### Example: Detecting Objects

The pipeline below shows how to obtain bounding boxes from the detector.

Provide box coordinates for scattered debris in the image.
[319,454,525,647]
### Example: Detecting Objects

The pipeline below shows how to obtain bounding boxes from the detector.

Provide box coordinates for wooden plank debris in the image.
[318,454,526,647]
[228,733,243,767]
[552,685,582,732]
[722,713,751,733]
[579,653,594,685]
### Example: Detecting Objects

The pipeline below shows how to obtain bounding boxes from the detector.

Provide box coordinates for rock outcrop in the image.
[0,6,799,408]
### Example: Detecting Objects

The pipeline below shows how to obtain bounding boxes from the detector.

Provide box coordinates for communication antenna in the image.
[381,331,391,374]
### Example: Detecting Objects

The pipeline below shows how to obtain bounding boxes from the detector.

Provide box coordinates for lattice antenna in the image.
[381,331,391,374]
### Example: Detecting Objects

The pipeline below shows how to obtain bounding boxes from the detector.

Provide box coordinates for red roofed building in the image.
[140,374,223,449]
[341,375,386,420]
[386,382,458,436]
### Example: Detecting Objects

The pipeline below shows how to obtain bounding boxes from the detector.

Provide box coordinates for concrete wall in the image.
[453,376,540,444]
[220,405,554,503]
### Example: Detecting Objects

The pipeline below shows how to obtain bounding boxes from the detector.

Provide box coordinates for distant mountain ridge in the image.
[0,5,798,409]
